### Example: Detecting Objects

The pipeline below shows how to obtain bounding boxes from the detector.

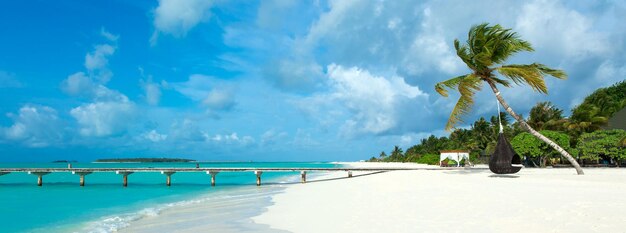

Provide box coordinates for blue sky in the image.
[0,0,625,162]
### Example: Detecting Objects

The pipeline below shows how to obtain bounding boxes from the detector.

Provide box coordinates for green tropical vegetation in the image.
[368,23,626,170]
[369,81,625,167]
[577,130,626,165]
[511,130,574,167]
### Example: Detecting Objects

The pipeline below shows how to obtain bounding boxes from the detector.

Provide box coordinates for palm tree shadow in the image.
[488,174,520,178]
[443,169,490,175]
[269,171,388,185]
[308,171,388,183]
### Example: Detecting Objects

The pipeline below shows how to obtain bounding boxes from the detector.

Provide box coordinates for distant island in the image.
[94,158,196,163]
[52,160,78,163]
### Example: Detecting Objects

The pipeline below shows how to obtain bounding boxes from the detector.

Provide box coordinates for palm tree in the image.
[390,146,404,161]
[528,101,568,131]
[435,23,584,174]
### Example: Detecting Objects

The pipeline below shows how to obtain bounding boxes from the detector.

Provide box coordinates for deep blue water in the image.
[0,162,339,233]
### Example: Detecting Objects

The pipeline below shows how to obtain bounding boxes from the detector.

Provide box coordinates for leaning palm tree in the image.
[435,23,584,175]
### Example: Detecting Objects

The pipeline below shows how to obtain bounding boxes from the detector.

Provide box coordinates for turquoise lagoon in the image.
[0,162,340,232]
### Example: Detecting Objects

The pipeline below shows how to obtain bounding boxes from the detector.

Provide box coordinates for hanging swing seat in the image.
[489,133,522,174]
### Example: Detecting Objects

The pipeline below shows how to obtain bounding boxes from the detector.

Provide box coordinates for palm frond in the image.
[445,75,482,130]
[435,74,468,97]
[454,39,474,70]
[464,23,534,69]
[489,76,512,87]
[496,63,567,94]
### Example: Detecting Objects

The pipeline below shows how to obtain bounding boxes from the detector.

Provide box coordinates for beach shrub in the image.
[511,130,573,167]
[578,130,626,164]
[415,154,439,165]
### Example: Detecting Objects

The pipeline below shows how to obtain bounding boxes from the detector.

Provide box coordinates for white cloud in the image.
[61,72,96,96]
[61,72,129,102]
[171,74,237,111]
[515,0,609,60]
[168,119,207,142]
[100,28,119,42]
[263,58,324,93]
[300,64,430,137]
[84,44,116,82]
[210,133,255,146]
[63,30,136,138]
[1,105,63,147]
[260,129,288,146]
[70,97,135,137]
[202,88,235,110]
[151,0,213,44]
[0,71,23,88]
[141,130,167,142]
[141,78,162,106]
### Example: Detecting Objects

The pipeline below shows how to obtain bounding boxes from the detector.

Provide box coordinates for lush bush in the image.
[578,129,626,162]
[511,130,574,167]
[415,154,440,165]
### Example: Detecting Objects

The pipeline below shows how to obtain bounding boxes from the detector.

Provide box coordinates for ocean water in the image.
[0,162,340,233]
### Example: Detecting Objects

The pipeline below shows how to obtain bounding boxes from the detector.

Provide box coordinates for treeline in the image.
[369,81,626,166]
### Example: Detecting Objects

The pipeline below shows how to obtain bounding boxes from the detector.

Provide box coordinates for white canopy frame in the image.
[439,151,471,167]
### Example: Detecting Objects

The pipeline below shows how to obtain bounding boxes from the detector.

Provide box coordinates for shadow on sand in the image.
[488,174,520,178]
[269,171,389,185]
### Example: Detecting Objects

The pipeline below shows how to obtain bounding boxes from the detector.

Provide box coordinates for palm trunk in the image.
[486,81,584,175]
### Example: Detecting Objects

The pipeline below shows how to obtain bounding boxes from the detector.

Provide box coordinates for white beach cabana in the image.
[439,150,471,167]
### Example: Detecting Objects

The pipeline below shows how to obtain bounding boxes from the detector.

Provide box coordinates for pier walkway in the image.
[0,167,483,186]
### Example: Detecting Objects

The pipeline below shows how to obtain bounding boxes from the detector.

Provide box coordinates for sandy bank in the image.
[253,162,626,233]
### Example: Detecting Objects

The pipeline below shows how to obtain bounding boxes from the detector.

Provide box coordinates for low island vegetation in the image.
[94,158,196,163]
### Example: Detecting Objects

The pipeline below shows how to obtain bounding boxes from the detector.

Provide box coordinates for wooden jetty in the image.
[0,167,482,187]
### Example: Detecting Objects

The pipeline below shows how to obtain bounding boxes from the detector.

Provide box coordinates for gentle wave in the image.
[76,177,300,233]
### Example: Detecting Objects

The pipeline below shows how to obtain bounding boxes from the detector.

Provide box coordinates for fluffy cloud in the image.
[63,30,137,137]
[302,1,464,76]
[167,119,254,146]
[210,133,254,145]
[84,32,117,83]
[1,105,63,147]
[61,72,124,101]
[70,97,135,137]
[141,130,167,142]
[202,88,235,110]
[85,44,115,71]
[515,0,609,60]
[299,64,430,137]
[151,0,213,44]
[171,74,237,112]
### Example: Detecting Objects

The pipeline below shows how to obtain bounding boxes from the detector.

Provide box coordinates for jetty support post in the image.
[72,171,93,186]
[348,170,353,178]
[301,171,307,183]
[254,170,263,186]
[116,171,134,187]
[161,171,176,186]
[28,171,51,186]
[207,170,219,186]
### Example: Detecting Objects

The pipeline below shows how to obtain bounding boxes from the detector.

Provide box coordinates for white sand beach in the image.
[253,162,626,233]
[117,162,626,233]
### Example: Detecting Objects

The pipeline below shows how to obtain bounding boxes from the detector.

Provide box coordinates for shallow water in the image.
[0,162,339,233]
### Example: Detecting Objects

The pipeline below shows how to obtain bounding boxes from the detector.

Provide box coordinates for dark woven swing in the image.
[489,133,522,174]
[488,101,523,174]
